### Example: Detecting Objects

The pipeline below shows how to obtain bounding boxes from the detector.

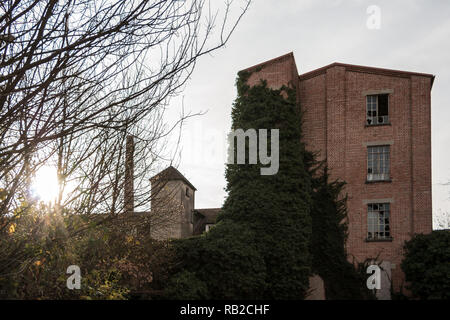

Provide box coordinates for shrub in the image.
[401,230,450,299]
[166,221,267,299]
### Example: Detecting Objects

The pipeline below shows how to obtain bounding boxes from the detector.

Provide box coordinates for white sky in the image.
[165,0,450,228]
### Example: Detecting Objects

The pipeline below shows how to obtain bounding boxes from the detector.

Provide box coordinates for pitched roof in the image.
[299,62,435,88]
[238,52,435,89]
[195,208,221,224]
[239,52,295,74]
[150,166,196,191]
[192,208,221,235]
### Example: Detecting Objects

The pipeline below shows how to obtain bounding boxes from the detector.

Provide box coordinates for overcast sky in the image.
[164,0,450,229]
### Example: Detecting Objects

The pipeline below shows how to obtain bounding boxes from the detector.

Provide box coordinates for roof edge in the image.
[299,62,435,88]
[150,166,197,191]
[239,52,294,74]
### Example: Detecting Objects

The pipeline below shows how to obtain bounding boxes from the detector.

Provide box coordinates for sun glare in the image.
[32,166,59,203]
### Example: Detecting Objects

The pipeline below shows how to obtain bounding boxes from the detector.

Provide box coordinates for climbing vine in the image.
[165,70,374,300]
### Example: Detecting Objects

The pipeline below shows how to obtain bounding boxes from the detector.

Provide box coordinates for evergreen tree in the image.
[401,230,450,299]
[165,71,373,300]
[165,72,312,299]
[219,72,312,299]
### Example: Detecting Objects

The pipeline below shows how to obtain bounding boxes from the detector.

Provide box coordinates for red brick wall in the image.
[299,67,433,293]
[245,53,299,93]
[241,55,433,295]
[411,76,433,234]
[299,73,327,161]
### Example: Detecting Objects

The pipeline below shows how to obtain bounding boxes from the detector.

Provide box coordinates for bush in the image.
[164,271,209,300]
[0,202,174,299]
[401,230,450,299]
[166,221,267,299]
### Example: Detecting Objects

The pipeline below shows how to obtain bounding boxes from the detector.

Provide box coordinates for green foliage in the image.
[164,270,209,300]
[167,74,312,299]
[309,166,376,299]
[223,78,312,299]
[0,201,173,300]
[401,230,450,299]
[167,71,375,300]
[166,221,267,299]
[0,203,75,299]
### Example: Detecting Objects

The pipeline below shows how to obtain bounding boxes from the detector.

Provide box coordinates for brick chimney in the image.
[124,135,134,213]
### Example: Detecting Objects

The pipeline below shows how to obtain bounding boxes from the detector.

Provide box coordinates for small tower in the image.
[149,166,196,239]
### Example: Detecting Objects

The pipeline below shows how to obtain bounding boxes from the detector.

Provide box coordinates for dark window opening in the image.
[366,94,389,125]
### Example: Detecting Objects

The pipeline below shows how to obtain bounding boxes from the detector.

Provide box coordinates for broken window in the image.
[366,94,389,125]
[367,203,391,240]
[367,145,390,181]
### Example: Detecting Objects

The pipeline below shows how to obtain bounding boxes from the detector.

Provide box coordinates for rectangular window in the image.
[367,145,390,181]
[367,203,391,240]
[366,94,389,125]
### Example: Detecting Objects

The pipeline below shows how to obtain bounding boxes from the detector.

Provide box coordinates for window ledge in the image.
[365,122,391,127]
[365,237,393,243]
[365,179,392,184]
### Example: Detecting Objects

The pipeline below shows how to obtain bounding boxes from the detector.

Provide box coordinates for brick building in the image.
[241,52,434,298]
[137,52,433,298]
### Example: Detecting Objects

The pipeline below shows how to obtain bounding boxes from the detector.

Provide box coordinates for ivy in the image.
[308,166,376,299]
[166,70,374,300]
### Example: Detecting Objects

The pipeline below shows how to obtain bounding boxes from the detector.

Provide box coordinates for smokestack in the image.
[124,135,134,213]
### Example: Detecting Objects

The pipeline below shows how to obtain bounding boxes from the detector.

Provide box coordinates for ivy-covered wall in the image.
[164,70,374,300]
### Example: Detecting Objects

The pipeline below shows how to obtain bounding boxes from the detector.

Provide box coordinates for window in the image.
[367,203,391,240]
[367,145,390,181]
[366,94,389,125]
[185,187,190,198]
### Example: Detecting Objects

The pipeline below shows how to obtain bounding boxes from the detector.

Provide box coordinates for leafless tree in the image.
[0,0,251,290]
[0,0,250,221]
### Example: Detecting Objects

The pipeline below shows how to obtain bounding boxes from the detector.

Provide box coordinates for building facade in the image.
[149,166,220,240]
[141,53,433,298]
[242,52,433,297]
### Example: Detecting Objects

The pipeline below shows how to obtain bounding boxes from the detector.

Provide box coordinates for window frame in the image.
[367,145,391,182]
[366,94,390,126]
[367,202,392,241]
